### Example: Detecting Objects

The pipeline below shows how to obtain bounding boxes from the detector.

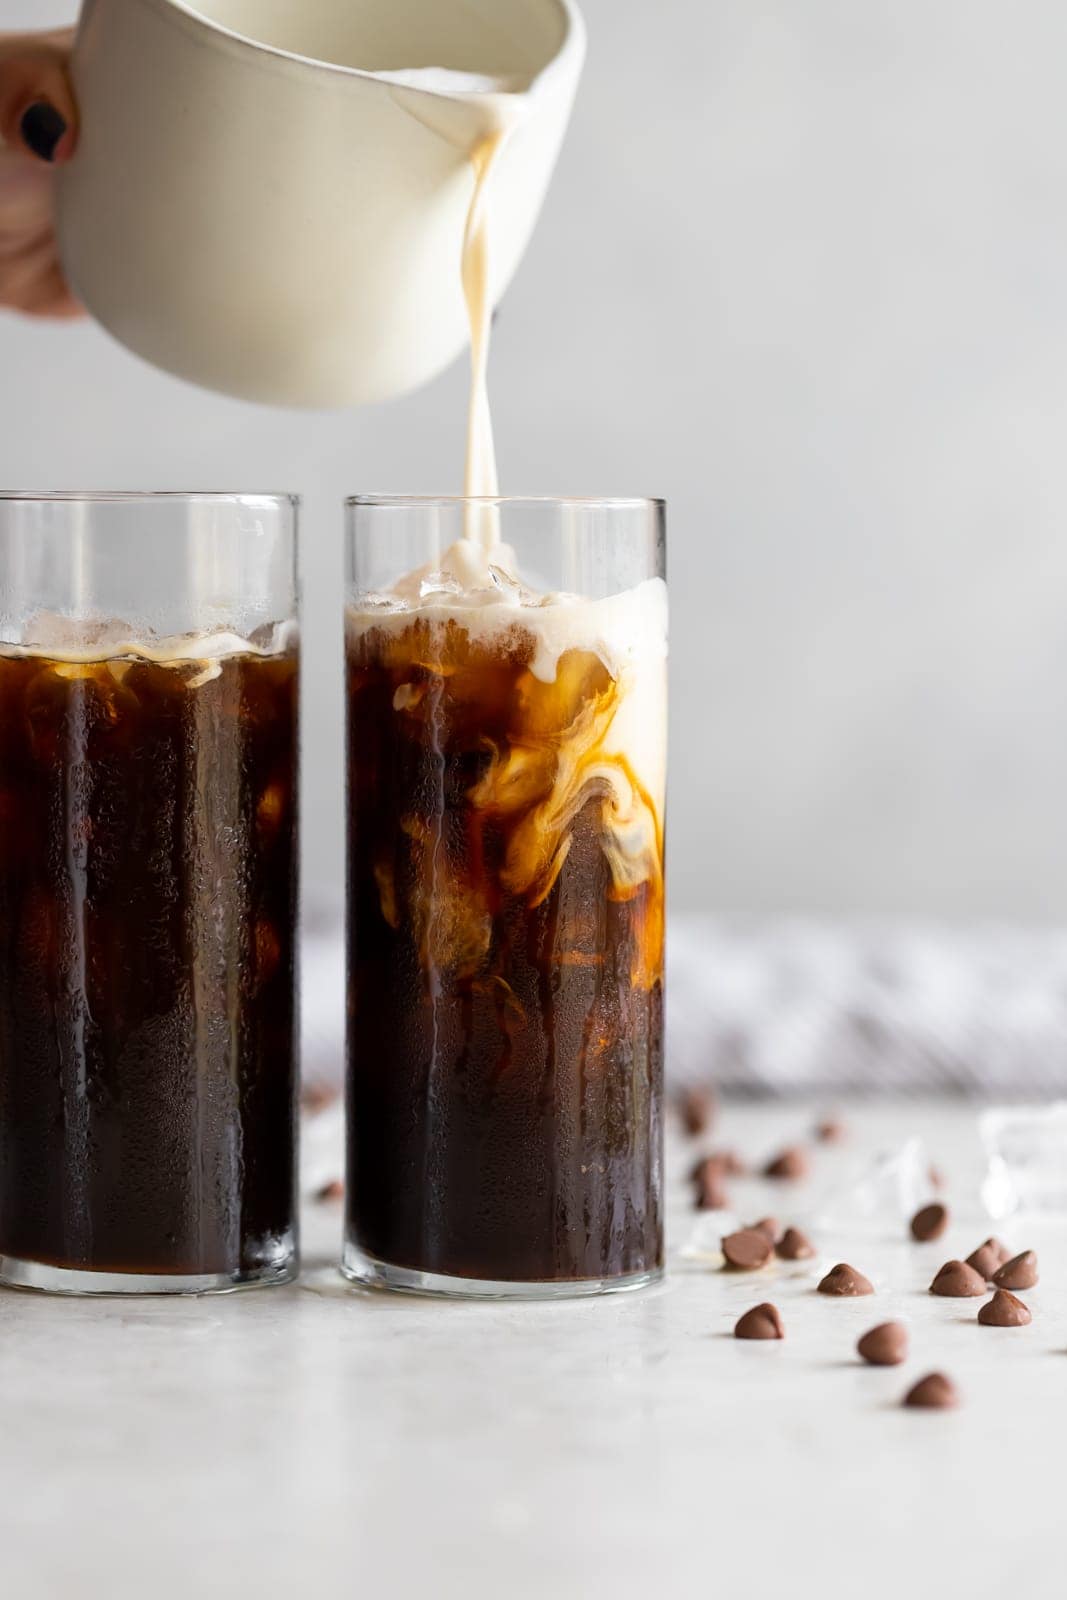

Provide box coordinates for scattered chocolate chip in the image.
[857,1321,908,1366]
[903,1372,959,1410]
[734,1302,784,1340]
[302,1083,340,1114]
[929,1260,987,1297]
[679,1086,716,1137]
[764,1146,810,1181]
[690,1149,746,1185]
[978,1289,1032,1327]
[694,1166,731,1211]
[716,1149,748,1177]
[910,1202,949,1242]
[993,1250,1039,1290]
[965,1238,1012,1280]
[928,1164,946,1191]
[752,1217,780,1243]
[815,1117,847,1144]
[776,1226,815,1261]
[817,1262,874,1297]
[722,1228,774,1271]
[316,1180,344,1203]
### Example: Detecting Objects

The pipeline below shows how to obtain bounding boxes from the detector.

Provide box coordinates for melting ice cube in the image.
[487,564,535,605]
[980,1103,1067,1219]
[418,572,465,603]
[678,1208,740,1263]
[815,1138,931,1236]
[359,593,410,616]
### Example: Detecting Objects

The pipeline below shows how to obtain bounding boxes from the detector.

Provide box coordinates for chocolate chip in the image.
[815,1117,847,1144]
[929,1260,987,1297]
[776,1226,815,1261]
[752,1217,780,1243]
[694,1166,731,1211]
[690,1149,746,1185]
[717,1149,748,1177]
[722,1228,774,1271]
[316,1179,344,1203]
[857,1321,908,1366]
[928,1164,946,1191]
[910,1202,949,1241]
[734,1302,785,1340]
[903,1372,959,1410]
[978,1289,1032,1327]
[679,1086,716,1137]
[817,1262,874,1296]
[965,1237,1012,1280]
[764,1146,810,1181]
[993,1250,1039,1290]
[302,1082,340,1114]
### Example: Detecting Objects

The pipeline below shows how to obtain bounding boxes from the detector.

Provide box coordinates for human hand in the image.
[0,29,81,318]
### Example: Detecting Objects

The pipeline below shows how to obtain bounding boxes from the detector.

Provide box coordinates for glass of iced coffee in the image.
[0,493,300,1293]
[343,497,666,1297]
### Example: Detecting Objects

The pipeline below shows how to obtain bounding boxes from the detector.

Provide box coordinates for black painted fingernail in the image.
[20,102,67,163]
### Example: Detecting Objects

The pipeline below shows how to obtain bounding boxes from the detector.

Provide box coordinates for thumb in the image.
[0,38,78,164]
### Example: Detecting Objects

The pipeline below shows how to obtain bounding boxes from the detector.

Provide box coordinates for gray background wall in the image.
[4,0,1067,920]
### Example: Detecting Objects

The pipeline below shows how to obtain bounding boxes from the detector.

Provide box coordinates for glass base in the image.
[341,1241,664,1301]
[0,1253,297,1297]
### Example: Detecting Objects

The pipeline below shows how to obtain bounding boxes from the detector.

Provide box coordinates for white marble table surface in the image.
[1,1101,1062,1600]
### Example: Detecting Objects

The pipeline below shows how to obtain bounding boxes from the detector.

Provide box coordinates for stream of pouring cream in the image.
[381,69,529,553]
[462,130,508,508]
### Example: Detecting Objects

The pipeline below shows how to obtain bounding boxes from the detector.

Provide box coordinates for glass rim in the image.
[0,491,301,507]
[345,495,666,511]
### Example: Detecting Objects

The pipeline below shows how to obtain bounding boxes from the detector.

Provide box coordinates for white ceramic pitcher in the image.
[56,0,585,408]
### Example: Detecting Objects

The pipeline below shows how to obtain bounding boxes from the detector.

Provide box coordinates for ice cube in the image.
[815,1138,931,1236]
[257,781,287,839]
[678,1209,740,1264]
[418,571,465,603]
[355,593,410,616]
[980,1103,1067,1219]
[487,564,536,606]
[393,683,425,713]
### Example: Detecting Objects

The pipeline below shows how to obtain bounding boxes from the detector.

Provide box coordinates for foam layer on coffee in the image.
[358,537,666,673]
[4,614,297,664]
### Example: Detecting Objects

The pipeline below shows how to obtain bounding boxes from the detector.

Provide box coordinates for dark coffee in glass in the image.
[343,497,667,1298]
[0,493,299,1294]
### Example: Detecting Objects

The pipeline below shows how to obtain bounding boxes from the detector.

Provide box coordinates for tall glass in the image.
[0,493,300,1294]
[343,497,666,1298]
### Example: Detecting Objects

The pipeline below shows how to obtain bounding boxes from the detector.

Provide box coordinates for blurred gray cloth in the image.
[669,915,1067,1097]
[303,908,1067,1099]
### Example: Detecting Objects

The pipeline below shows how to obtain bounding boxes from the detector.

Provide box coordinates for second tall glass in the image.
[343,497,667,1297]
[0,493,300,1293]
